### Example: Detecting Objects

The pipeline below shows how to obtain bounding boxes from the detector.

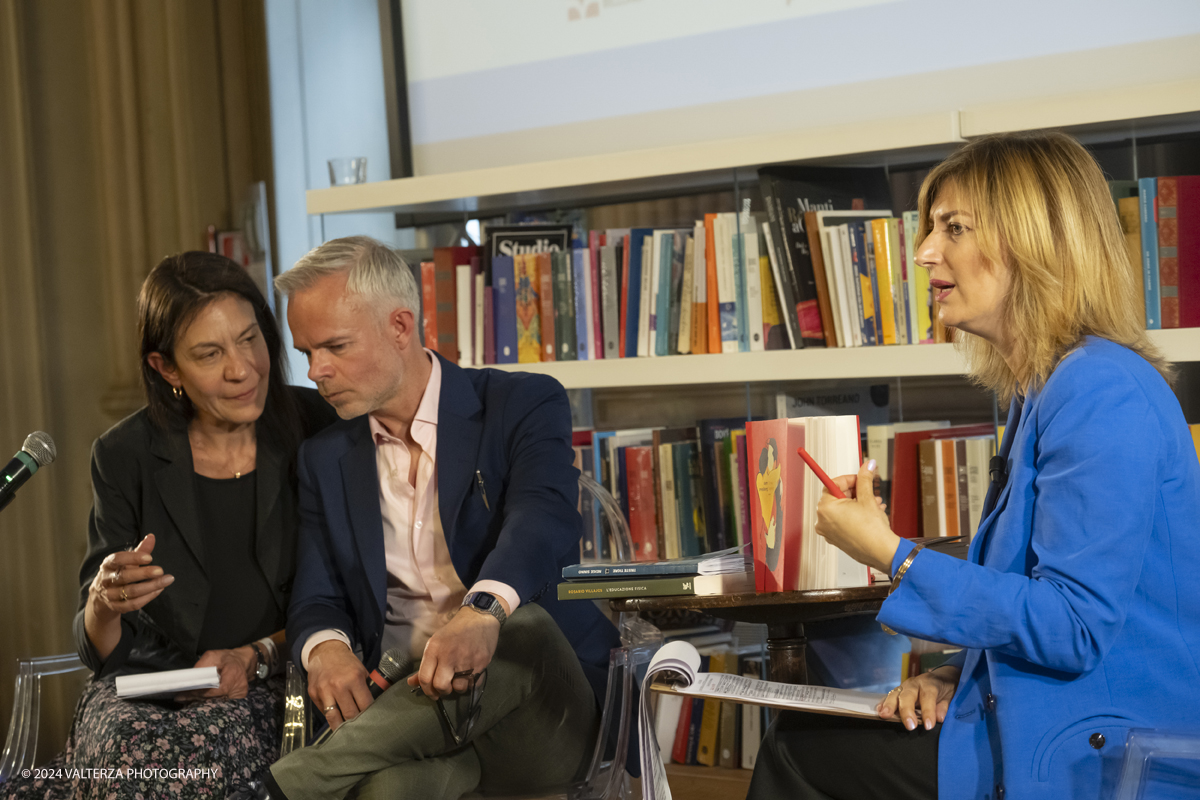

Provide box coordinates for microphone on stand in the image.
[309,647,414,746]
[0,432,56,513]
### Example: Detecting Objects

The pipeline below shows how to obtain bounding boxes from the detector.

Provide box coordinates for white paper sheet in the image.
[115,666,221,699]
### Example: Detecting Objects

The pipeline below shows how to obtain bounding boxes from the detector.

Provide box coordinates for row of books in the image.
[572,419,758,566]
[1122,176,1200,330]
[650,629,765,771]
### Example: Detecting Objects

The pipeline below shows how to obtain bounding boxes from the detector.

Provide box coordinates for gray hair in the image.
[275,235,420,314]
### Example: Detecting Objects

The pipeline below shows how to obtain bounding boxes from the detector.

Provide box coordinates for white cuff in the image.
[468,581,521,617]
[300,629,351,670]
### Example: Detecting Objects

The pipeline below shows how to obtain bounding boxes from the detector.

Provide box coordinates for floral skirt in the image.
[3,675,284,800]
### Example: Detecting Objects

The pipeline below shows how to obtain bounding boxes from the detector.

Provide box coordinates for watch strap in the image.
[462,591,507,626]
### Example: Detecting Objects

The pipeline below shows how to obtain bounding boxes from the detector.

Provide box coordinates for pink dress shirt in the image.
[301,351,520,667]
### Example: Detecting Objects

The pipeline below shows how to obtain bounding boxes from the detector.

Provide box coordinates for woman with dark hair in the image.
[6,252,336,800]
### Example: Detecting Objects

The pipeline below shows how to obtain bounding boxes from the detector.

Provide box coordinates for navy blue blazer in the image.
[286,354,620,704]
[879,338,1200,800]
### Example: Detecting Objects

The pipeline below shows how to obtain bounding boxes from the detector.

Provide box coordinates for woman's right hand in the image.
[84,535,174,659]
[876,664,961,731]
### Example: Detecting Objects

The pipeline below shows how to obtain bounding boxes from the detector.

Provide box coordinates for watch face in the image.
[470,593,494,611]
[256,663,269,679]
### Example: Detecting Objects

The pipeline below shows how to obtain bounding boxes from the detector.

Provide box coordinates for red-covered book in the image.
[432,245,479,363]
[891,424,995,539]
[1171,176,1200,328]
[746,420,806,592]
[537,252,556,362]
[671,692,695,765]
[420,261,438,351]
[625,446,659,561]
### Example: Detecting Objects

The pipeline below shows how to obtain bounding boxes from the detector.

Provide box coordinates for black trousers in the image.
[746,710,939,800]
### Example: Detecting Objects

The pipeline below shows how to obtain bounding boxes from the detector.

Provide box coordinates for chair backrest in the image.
[0,654,86,784]
[1112,728,1200,800]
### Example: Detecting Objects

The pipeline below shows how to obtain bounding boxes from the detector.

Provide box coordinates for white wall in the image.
[265,0,413,385]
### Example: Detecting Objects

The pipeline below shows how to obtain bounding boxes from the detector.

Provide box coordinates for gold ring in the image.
[888,686,902,694]
[120,587,129,602]
[323,705,337,714]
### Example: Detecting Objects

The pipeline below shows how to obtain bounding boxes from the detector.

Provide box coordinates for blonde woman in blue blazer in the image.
[748,132,1200,800]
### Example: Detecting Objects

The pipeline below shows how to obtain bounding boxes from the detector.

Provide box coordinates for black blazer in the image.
[72,387,337,678]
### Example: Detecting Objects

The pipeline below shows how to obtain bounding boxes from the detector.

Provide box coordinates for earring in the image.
[172,385,184,400]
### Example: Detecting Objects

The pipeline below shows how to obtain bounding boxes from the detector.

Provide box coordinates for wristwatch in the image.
[462,592,507,626]
[249,641,270,680]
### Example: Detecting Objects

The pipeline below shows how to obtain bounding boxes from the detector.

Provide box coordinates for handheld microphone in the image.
[309,647,413,746]
[0,432,56,513]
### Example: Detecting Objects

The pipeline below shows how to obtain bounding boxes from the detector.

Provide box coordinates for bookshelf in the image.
[483,329,1200,391]
[306,80,1200,224]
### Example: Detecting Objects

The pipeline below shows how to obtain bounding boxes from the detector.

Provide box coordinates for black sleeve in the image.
[72,434,142,676]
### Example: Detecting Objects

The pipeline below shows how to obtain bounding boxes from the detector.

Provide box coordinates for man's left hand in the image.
[408,597,510,699]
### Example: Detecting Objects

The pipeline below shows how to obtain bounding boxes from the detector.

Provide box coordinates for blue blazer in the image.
[879,338,1200,800]
[286,354,620,704]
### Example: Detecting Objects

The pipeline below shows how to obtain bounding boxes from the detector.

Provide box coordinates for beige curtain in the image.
[0,0,275,758]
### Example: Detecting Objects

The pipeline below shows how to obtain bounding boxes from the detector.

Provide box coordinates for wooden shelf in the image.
[306,79,1200,221]
[631,763,754,800]
[483,329,1200,391]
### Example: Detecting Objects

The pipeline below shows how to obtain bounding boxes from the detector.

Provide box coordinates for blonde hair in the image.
[275,235,420,314]
[917,131,1172,401]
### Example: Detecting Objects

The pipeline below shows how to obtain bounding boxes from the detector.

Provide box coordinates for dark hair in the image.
[758,439,778,472]
[138,252,302,456]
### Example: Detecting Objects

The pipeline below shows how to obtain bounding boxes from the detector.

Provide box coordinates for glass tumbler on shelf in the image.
[328,157,368,186]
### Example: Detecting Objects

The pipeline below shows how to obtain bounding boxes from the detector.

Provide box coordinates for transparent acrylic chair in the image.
[281,473,662,800]
[1112,728,1200,800]
[0,653,86,784]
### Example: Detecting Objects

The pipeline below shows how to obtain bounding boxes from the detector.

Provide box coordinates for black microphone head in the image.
[22,432,56,467]
[376,648,414,684]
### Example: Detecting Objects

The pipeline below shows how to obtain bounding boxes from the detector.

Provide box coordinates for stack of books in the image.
[556,545,753,601]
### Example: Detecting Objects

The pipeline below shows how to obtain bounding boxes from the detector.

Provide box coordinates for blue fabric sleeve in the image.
[877,356,1161,674]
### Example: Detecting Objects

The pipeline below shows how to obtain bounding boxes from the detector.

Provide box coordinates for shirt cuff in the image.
[301,629,351,671]
[468,581,521,617]
[891,538,917,578]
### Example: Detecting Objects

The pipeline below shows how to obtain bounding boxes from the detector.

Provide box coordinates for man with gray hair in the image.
[255,236,619,799]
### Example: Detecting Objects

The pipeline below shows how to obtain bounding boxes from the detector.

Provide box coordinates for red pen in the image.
[797,447,848,499]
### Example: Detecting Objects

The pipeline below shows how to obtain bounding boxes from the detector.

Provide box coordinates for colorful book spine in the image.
[870,219,899,345]
[743,220,764,352]
[803,211,836,348]
[691,221,708,355]
[433,251,459,363]
[904,211,933,344]
[512,254,540,363]
[625,446,659,561]
[848,223,876,346]
[654,231,673,357]
[483,285,495,365]
[637,234,655,358]
[733,230,749,352]
[678,233,696,354]
[864,227,886,346]
[473,270,485,366]
[491,256,517,364]
[601,245,620,359]
[573,248,590,360]
[1158,177,1180,328]
[1178,177,1200,328]
[624,228,651,357]
[588,231,604,358]
[456,264,473,367]
[554,251,577,360]
[705,214,722,353]
[668,230,686,356]
[538,252,557,362]
[1140,177,1161,330]
[420,261,438,351]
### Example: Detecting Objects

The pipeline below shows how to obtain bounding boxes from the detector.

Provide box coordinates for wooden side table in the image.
[611,584,889,684]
